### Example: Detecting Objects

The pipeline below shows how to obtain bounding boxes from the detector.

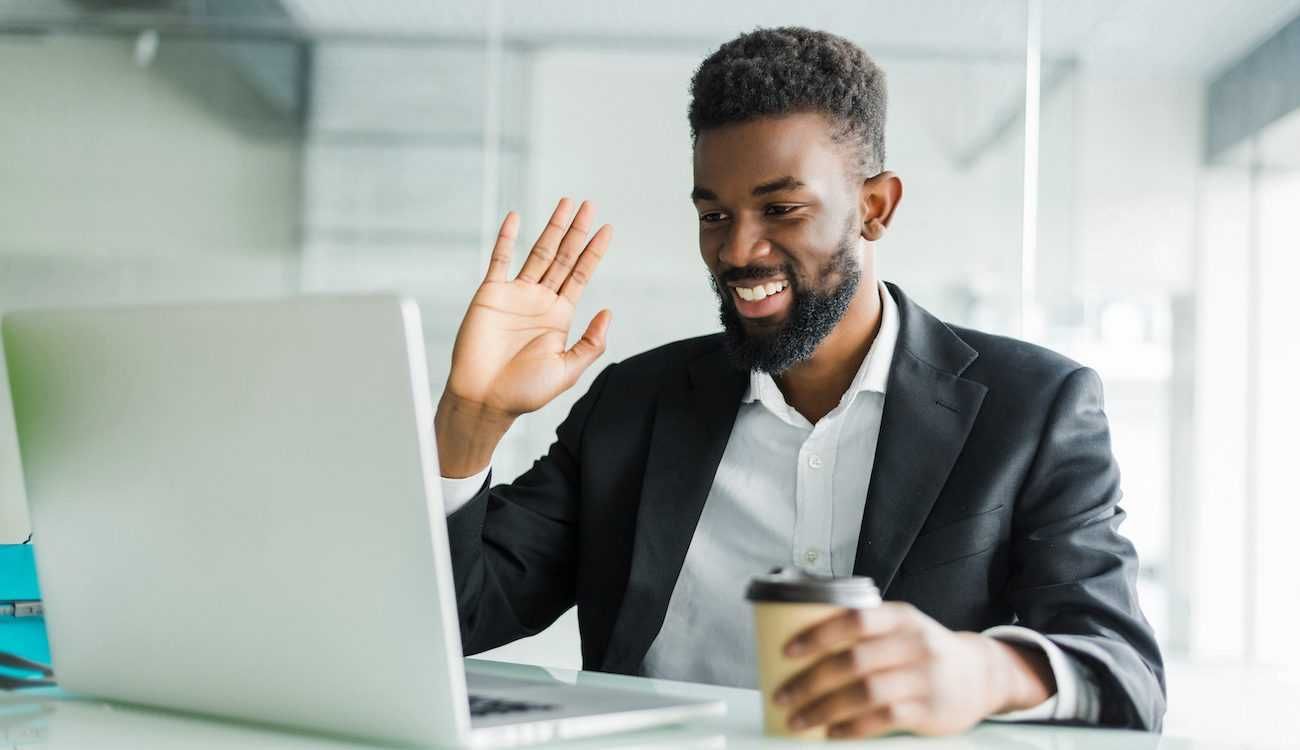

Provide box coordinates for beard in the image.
[709,226,862,375]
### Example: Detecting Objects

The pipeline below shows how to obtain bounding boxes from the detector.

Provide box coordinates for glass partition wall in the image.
[0,19,311,541]
[3,0,1299,725]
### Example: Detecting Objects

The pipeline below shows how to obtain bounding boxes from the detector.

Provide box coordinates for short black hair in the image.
[688,27,887,177]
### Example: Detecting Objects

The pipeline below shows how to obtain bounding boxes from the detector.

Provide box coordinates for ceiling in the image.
[275,0,1300,77]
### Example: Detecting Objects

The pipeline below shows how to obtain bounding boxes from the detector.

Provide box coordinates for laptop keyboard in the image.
[468,694,557,718]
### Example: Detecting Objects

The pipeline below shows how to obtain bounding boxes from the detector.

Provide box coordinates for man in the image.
[434,27,1165,738]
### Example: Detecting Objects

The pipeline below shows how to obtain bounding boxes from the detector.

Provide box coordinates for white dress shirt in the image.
[443,281,1099,723]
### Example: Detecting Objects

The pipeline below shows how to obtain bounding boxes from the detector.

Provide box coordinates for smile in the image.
[733,280,789,301]
[730,281,793,319]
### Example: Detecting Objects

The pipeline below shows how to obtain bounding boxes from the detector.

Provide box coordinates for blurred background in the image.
[1,0,1297,743]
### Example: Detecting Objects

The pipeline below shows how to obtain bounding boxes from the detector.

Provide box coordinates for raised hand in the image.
[436,198,613,477]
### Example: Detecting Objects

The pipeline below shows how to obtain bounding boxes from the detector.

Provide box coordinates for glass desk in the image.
[0,657,1247,749]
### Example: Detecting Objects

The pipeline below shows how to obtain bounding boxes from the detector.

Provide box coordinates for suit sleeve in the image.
[1006,366,1167,730]
[444,363,615,655]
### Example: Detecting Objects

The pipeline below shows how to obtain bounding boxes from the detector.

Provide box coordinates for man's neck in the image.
[774,278,883,424]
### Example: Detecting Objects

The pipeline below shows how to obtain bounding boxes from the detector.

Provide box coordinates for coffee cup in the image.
[746,568,881,739]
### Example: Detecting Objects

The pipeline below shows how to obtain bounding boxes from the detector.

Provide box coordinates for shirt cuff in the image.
[981,625,1101,723]
[440,465,491,515]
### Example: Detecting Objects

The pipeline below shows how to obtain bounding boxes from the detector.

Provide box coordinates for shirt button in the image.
[804,549,820,564]
[807,454,824,469]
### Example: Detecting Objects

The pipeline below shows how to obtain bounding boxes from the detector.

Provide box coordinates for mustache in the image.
[716,264,795,286]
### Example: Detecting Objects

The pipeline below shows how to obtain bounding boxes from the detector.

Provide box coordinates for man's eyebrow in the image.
[691,177,806,202]
[752,176,806,196]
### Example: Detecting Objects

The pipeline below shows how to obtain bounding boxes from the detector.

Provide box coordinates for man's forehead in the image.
[692,113,844,196]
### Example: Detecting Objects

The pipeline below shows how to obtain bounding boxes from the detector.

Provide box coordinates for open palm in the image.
[446,198,613,418]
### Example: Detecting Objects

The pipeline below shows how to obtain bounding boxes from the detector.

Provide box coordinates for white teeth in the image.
[734,280,787,302]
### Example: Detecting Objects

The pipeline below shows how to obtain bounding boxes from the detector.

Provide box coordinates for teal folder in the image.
[0,544,50,667]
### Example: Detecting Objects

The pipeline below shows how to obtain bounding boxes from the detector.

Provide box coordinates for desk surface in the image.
[0,658,1255,749]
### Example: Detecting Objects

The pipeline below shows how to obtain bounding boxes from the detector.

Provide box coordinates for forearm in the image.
[435,391,515,478]
[445,445,581,653]
[1006,367,1166,729]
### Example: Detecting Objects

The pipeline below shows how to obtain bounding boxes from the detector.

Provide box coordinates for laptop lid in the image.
[2,296,469,747]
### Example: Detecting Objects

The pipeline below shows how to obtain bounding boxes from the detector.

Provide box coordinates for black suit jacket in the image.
[446,282,1166,730]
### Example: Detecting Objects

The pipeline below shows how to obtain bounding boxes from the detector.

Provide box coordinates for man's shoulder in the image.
[946,323,1088,395]
[890,284,1088,395]
[607,332,725,381]
[578,333,726,422]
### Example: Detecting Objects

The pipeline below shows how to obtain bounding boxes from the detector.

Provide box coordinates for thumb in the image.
[561,309,611,384]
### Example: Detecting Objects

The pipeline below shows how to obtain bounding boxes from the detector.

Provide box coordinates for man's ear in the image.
[859,171,903,241]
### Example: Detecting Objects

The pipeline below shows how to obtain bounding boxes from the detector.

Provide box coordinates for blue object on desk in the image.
[0,544,50,667]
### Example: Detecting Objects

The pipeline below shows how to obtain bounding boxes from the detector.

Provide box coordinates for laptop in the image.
[1,296,724,747]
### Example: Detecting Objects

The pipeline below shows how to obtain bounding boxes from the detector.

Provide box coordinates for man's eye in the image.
[766,205,799,216]
[700,212,727,223]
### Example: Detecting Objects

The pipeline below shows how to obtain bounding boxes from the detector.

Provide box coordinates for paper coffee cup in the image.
[746,569,881,739]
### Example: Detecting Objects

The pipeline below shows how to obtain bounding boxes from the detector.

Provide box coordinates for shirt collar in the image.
[742,280,899,408]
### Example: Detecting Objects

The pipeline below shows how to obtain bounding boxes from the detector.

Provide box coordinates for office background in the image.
[1,0,1297,744]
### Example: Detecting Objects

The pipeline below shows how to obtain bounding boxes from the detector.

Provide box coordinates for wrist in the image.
[982,635,1055,715]
[434,392,515,478]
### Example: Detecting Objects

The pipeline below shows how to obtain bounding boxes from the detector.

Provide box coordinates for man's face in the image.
[693,113,865,374]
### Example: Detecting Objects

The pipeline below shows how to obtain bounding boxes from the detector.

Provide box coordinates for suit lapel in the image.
[852,284,988,595]
[602,343,746,674]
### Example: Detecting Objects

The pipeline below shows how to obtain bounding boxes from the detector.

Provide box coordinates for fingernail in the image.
[789,716,807,730]
[773,689,789,705]
[785,640,805,657]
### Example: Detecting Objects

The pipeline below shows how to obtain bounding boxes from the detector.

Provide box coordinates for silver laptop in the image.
[1,296,723,748]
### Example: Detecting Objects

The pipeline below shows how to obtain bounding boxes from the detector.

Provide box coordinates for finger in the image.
[560,309,611,387]
[789,668,926,732]
[484,211,520,283]
[827,700,926,739]
[517,197,575,284]
[559,224,613,305]
[785,602,916,658]
[788,680,868,732]
[776,632,924,711]
[539,200,595,292]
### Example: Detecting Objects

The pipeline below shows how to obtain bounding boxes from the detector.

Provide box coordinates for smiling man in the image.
[435,27,1166,737]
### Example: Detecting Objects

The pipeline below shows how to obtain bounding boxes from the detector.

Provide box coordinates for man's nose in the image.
[718,221,773,269]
